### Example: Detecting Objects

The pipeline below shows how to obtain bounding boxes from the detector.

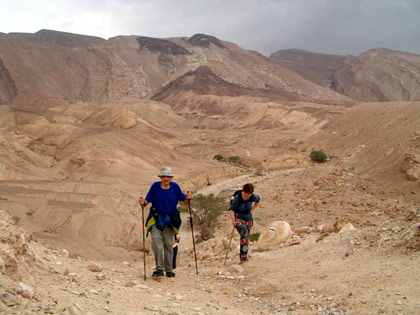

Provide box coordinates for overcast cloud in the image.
[1,0,419,56]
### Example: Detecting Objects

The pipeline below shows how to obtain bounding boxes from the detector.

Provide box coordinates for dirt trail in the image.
[196,167,306,196]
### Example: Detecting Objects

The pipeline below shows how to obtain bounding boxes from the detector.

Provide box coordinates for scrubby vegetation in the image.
[250,232,260,242]
[228,155,240,163]
[179,193,228,241]
[213,154,224,161]
[310,150,328,163]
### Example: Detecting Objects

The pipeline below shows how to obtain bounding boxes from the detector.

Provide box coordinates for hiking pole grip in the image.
[187,192,198,276]
[140,196,146,281]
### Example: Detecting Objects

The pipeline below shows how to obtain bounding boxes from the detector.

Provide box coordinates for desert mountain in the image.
[270,48,420,102]
[0,31,352,109]
[9,29,106,48]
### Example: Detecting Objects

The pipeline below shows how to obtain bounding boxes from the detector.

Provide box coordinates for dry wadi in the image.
[0,30,419,314]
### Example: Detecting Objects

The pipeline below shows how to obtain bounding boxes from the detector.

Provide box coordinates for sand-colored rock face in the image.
[0,31,352,109]
[271,48,420,102]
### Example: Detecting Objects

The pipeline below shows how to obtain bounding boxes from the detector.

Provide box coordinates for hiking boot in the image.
[166,271,176,278]
[152,270,164,277]
[240,255,248,263]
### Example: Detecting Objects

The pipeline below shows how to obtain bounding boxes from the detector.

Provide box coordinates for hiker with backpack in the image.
[139,167,192,278]
[229,183,261,262]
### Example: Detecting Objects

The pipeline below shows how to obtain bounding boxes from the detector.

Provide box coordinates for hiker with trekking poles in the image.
[138,167,192,278]
[229,183,261,263]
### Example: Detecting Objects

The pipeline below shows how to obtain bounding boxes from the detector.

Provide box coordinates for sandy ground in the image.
[1,157,419,314]
[1,101,419,314]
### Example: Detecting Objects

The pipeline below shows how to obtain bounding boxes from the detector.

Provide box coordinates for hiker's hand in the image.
[232,219,237,226]
[176,235,181,242]
[139,198,147,207]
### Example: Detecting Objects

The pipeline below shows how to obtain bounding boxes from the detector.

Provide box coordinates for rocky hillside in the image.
[270,49,350,89]
[0,30,352,108]
[270,48,420,102]
[9,29,105,48]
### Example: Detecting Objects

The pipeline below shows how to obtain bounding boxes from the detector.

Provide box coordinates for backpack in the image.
[230,190,243,206]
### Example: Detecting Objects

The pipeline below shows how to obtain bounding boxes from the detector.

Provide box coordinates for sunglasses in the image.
[160,176,173,178]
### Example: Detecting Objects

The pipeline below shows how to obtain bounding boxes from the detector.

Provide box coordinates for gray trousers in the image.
[150,225,174,272]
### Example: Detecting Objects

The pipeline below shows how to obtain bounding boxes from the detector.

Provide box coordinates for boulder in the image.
[401,153,420,181]
[257,221,292,251]
[294,226,312,234]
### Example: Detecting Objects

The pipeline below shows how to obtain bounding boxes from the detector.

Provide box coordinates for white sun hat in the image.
[158,166,174,177]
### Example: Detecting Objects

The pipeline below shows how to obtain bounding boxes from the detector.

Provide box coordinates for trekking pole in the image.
[187,192,199,276]
[140,197,146,281]
[223,225,235,266]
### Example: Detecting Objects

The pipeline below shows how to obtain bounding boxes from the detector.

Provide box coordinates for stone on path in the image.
[16,282,34,298]
[339,223,356,234]
[87,263,103,272]
[257,221,292,251]
[0,291,19,306]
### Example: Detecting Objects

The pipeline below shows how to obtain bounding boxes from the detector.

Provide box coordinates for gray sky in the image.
[1,0,419,56]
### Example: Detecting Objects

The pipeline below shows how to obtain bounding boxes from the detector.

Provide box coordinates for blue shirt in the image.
[229,193,260,221]
[145,181,186,214]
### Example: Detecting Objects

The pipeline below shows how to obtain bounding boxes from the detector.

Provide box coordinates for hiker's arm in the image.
[230,210,237,225]
[251,200,260,215]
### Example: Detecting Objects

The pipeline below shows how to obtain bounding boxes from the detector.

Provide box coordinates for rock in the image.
[320,223,336,233]
[125,280,138,287]
[87,263,103,272]
[257,221,292,251]
[228,264,245,274]
[62,249,70,257]
[67,303,83,315]
[287,239,301,246]
[339,223,356,234]
[402,153,420,181]
[222,238,234,250]
[0,257,5,274]
[96,274,106,280]
[144,305,160,312]
[294,226,312,234]
[406,209,420,221]
[122,261,130,267]
[0,291,19,306]
[16,282,34,298]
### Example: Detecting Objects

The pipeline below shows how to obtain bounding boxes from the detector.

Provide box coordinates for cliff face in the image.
[0,56,17,104]
[271,48,420,102]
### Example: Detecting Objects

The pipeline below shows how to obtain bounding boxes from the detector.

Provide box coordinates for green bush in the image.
[310,150,327,163]
[179,193,228,241]
[213,154,224,161]
[250,232,260,242]
[228,155,240,163]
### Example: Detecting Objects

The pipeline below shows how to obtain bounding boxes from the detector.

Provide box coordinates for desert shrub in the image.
[213,154,224,161]
[179,193,228,241]
[250,232,260,242]
[310,150,327,163]
[229,155,240,163]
